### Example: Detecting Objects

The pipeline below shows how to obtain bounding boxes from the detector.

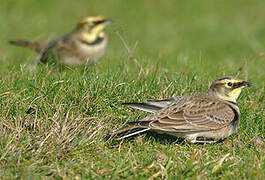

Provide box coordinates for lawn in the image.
[0,0,264,179]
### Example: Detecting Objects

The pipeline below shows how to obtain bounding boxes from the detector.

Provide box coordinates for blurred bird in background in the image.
[9,16,112,66]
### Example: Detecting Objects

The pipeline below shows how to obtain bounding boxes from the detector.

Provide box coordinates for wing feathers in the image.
[122,103,162,113]
[116,96,238,140]
[146,96,180,108]
[122,96,180,113]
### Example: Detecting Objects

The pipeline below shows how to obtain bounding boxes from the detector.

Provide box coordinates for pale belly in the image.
[161,125,237,143]
[59,38,108,66]
[184,126,236,142]
[77,40,107,62]
[61,56,84,66]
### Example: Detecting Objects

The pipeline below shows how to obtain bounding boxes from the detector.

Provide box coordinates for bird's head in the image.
[75,16,112,43]
[209,76,250,102]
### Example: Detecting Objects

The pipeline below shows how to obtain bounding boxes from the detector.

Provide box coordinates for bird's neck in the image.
[78,31,106,45]
[208,88,238,103]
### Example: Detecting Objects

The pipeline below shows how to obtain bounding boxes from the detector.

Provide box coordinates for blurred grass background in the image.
[0,0,264,179]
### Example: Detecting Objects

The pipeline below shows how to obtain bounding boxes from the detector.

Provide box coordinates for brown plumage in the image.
[114,77,250,143]
[9,16,112,66]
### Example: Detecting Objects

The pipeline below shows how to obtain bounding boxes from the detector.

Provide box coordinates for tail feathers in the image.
[114,121,153,140]
[9,40,45,53]
[116,128,150,140]
[122,102,162,113]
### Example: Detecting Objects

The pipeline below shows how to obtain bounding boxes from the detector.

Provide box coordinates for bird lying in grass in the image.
[114,77,250,144]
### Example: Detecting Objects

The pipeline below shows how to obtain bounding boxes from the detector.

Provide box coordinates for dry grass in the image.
[0,0,264,179]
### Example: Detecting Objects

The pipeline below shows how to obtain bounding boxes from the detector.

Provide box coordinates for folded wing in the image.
[149,99,236,133]
[115,97,236,139]
[122,96,181,113]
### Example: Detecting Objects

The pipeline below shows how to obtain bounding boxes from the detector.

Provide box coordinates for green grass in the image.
[0,0,264,179]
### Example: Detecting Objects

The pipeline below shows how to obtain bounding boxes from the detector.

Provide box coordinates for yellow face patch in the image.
[210,76,249,102]
[226,88,242,102]
[76,16,111,43]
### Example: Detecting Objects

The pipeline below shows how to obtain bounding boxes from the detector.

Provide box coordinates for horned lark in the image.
[114,77,250,143]
[9,16,112,66]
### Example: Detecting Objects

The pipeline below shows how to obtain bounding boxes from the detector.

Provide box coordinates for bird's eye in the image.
[227,82,233,87]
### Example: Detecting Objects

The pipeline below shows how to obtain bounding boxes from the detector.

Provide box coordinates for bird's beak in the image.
[103,19,113,26]
[241,81,251,88]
